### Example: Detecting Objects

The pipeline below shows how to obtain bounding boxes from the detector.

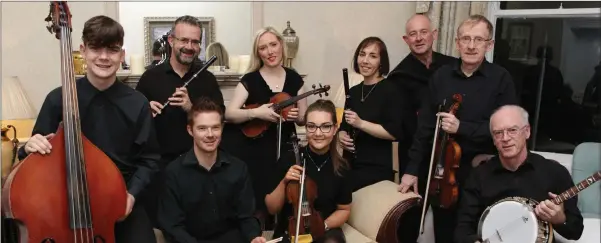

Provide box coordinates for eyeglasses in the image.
[492,125,527,139]
[172,36,201,46]
[458,36,490,47]
[306,123,333,133]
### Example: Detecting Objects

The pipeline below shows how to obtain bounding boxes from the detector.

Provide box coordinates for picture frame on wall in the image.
[507,22,533,60]
[143,16,216,66]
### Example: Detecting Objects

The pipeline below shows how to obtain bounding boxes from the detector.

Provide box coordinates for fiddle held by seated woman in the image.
[265,99,352,243]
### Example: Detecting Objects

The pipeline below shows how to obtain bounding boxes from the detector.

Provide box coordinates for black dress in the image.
[221,67,304,216]
[270,147,352,243]
[340,78,404,192]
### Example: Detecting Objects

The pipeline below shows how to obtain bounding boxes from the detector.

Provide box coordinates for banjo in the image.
[478,170,601,243]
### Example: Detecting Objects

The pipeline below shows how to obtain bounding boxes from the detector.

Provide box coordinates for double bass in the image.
[419,94,463,234]
[2,2,128,242]
[286,133,325,243]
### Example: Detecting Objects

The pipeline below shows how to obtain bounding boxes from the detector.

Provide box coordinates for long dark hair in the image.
[303,99,348,176]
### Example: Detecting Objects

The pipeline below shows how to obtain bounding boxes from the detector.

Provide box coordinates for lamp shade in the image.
[2,76,36,120]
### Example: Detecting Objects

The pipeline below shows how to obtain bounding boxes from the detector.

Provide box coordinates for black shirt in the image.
[387,52,457,172]
[136,60,225,158]
[270,147,353,237]
[17,77,160,198]
[405,60,518,177]
[454,152,584,243]
[157,148,261,242]
[340,78,404,172]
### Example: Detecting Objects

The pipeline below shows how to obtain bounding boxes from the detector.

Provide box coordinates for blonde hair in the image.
[246,26,288,73]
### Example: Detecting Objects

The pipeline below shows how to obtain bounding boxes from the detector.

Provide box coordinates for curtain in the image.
[416,1,489,57]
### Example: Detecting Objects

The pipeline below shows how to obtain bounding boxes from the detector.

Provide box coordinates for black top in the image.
[17,77,160,198]
[340,78,404,172]
[136,59,225,157]
[157,148,261,243]
[454,152,584,243]
[387,52,457,172]
[219,67,304,212]
[405,60,518,177]
[270,147,353,237]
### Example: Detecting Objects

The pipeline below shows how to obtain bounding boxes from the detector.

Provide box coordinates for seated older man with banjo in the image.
[454,105,596,243]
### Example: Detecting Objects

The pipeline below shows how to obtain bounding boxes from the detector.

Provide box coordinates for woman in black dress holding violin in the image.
[265,99,352,243]
[339,37,404,192]
[223,26,307,228]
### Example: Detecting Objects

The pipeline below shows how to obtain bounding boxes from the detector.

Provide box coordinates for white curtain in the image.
[416,1,489,57]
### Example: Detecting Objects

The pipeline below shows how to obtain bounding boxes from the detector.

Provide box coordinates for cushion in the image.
[342,223,376,243]
[571,143,601,218]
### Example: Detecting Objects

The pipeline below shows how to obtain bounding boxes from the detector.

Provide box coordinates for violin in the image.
[2,2,128,242]
[419,94,463,234]
[286,133,325,243]
[428,94,463,208]
[240,84,330,138]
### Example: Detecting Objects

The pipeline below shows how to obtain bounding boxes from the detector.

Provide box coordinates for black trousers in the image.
[2,204,155,243]
[141,154,180,228]
[115,203,157,242]
[397,153,474,243]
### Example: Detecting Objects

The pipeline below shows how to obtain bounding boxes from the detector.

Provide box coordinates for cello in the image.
[2,2,128,242]
[419,94,463,234]
[286,133,325,243]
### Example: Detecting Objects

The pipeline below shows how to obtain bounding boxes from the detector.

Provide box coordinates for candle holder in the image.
[282,21,299,69]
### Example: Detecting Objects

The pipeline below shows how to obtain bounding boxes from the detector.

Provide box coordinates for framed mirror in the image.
[143,16,215,66]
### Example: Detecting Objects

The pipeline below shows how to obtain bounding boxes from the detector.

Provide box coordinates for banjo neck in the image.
[552,170,601,205]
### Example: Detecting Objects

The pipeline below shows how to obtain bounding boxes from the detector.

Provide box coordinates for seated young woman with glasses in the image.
[265,99,352,243]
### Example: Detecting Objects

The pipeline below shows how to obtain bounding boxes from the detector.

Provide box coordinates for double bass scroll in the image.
[2,2,128,242]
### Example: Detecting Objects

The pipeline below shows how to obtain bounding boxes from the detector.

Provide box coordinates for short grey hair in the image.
[489,105,529,133]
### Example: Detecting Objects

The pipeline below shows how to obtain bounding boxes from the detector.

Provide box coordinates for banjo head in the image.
[478,197,550,243]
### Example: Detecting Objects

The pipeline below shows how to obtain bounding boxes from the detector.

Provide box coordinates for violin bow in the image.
[293,151,307,243]
[419,99,446,235]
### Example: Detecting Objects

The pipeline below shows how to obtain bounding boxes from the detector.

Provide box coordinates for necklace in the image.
[361,81,378,102]
[305,147,330,172]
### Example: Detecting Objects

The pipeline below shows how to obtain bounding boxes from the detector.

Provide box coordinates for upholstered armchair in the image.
[555,142,600,243]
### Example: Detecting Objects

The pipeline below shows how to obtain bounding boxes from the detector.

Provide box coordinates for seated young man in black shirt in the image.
[265,99,352,243]
[454,105,584,243]
[157,97,266,243]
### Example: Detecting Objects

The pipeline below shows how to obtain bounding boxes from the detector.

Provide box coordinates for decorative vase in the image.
[282,21,299,69]
[1,125,19,182]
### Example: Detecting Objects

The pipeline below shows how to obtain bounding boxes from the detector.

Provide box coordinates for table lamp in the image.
[2,75,37,161]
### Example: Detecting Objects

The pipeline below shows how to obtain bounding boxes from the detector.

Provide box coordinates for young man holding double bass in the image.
[15,15,159,242]
[397,15,518,243]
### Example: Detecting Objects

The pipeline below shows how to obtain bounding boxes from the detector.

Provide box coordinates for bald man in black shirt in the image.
[455,105,583,243]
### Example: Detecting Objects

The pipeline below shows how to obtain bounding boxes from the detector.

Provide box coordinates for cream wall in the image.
[118,2,252,65]
[261,2,416,106]
[1,1,118,113]
[3,1,416,114]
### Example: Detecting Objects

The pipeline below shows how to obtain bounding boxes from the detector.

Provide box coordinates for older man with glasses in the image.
[397,14,518,243]
[454,105,584,243]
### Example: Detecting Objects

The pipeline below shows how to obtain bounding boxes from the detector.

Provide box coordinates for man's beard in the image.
[175,48,198,65]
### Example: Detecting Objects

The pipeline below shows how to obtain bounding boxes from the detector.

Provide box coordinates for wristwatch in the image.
[324,222,329,231]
